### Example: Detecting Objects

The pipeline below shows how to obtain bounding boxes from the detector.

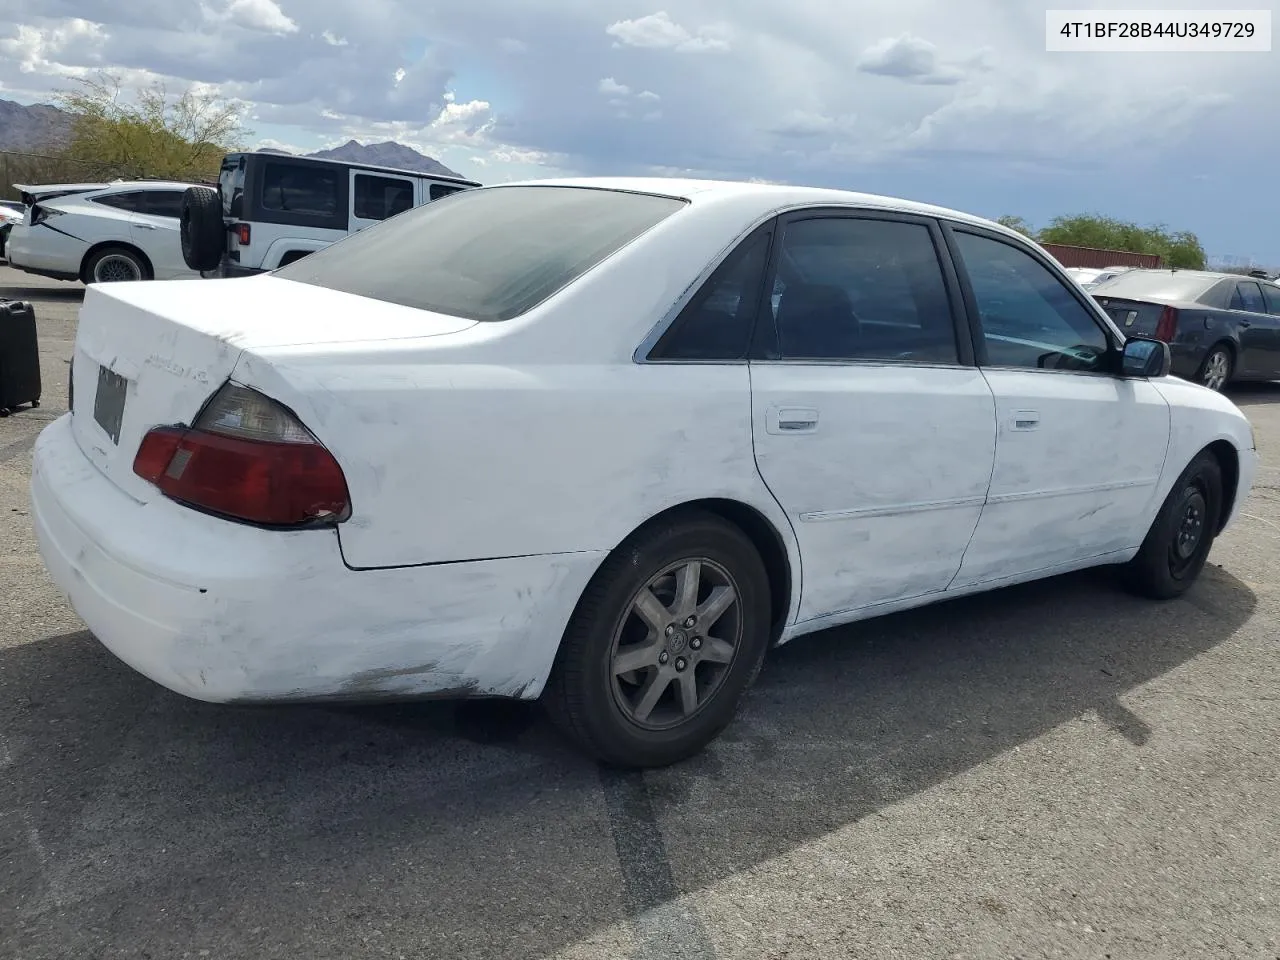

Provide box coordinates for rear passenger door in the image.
[747,210,997,624]
[131,190,190,278]
[1257,283,1280,378]
[350,171,416,232]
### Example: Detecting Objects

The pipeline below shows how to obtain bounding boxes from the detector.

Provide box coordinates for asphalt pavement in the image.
[1,264,1278,960]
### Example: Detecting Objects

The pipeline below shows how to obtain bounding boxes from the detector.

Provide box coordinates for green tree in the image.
[54,71,249,182]
[995,215,1034,237]
[1036,214,1207,270]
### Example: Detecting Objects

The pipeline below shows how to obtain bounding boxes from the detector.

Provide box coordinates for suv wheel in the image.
[181,187,226,272]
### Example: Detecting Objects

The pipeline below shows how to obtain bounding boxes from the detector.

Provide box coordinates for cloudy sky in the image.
[1,0,1277,262]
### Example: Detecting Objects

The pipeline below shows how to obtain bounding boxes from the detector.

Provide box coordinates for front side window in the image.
[261,162,339,218]
[953,231,1111,373]
[767,216,959,363]
[1260,283,1280,316]
[354,175,414,221]
[273,185,687,322]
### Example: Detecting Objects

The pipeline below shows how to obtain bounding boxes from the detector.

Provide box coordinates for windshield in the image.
[1089,270,1220,302]
[273,185,688,322]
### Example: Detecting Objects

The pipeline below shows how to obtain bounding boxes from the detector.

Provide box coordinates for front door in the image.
[748,211,997,623]
[945,227,1171,586]
[1230,279,1280,379]
[350,170,416,233]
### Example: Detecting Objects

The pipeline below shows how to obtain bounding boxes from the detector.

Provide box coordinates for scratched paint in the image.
[27,177,1260,709]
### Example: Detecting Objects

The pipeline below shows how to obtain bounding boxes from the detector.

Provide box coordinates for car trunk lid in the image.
[70,275,477,504]
[1093,296,1169,337]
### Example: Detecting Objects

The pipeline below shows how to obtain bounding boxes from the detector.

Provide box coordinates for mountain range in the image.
[0,98,463,179]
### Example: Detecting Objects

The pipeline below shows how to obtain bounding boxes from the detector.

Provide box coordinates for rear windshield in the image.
[273,185,688,322]
[1089,270,1219,302]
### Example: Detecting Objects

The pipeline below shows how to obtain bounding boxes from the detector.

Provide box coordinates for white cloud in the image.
[857,34,968,85]
[605,11,730,53]
[2,0,1278,259]
[204,0,298,35]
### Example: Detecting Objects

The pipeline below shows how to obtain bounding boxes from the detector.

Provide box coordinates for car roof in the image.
[92,180,207,191]
[1110,268,1247,283]
[229,151,483,187]
[485,176,1030,240]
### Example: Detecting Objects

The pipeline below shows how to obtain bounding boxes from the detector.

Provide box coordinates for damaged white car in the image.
[31,178,1257,768]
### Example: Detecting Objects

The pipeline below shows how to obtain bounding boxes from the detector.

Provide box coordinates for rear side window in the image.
[143,191,185,219]
[261,161,339,218]
[274,186,687,322]
[1230,281,1266,313]
[768,217,959,364]
[354,175,414,220]
[650,231,771,360]
[430,183,464,201]
[92,192,144,212]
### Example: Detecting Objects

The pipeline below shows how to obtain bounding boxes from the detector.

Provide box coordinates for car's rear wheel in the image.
[180,186,226,272]
[544,511,771,768]
[1196,345,1233,392]
[1122,451,1223,600]
[85,246,149,284]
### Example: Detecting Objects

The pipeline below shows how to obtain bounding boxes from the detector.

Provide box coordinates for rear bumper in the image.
[31,414,602,703]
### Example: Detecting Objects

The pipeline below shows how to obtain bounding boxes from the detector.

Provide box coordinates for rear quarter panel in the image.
[228,194,801,607]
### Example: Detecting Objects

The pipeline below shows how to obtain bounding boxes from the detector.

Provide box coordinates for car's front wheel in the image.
[1122,450,1224,600]
[545,511,772,768]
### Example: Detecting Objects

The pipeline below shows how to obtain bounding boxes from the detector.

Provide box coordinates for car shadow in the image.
[0,565,1256,959]
[1227,381,1280,407]
[0,283,84,302]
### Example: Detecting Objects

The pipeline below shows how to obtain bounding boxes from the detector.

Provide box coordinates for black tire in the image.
[544,511,772,768]
[1122,451,1223,600]
[83,245,149,284]
[180,187,226,272]
[1195,344,1233,392]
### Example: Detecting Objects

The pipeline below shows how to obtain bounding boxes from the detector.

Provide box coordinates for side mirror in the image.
[1121,336,1171,378]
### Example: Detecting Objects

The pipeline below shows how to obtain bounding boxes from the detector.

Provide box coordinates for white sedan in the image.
[31,177,1257,768]
[6,180,203,284]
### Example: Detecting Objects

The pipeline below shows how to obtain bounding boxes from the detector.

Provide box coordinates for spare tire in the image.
[180,186,226,272]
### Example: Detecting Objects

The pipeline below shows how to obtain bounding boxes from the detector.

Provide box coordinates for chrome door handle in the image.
[768,406,820,434]
[1011,410,1040,431]
[135,222,156,230]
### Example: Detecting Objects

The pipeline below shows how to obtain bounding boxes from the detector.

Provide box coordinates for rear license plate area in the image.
[93,365,129,445]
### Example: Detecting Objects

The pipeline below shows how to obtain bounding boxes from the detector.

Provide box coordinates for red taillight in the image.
[132,384,350,527]
[1154,305,1178,342]
[234,223,250,245]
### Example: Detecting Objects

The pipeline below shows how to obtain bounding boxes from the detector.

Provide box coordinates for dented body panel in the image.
[33,416,601,702]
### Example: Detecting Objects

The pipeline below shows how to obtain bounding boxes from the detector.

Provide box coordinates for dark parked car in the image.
[1091,269,1280,391]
